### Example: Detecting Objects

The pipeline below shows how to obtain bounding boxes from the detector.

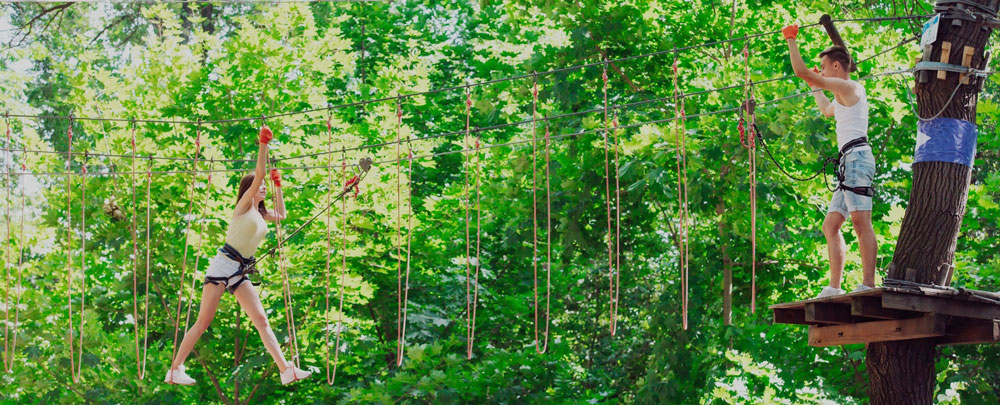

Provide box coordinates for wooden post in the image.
[867,2,998,404]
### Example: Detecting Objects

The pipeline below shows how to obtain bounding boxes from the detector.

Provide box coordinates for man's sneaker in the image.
[280,363,312,385]
[851,284,874,293]
[164,365,196,386]
[814,286,844,299]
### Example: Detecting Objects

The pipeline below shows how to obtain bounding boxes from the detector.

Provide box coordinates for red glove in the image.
[270,168,282,188]
[259,125,273,145]
[782,24,799,40]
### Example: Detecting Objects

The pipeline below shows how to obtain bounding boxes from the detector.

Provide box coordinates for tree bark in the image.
[867,2,996,403]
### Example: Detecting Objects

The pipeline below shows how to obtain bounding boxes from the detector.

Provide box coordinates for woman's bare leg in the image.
[171,283,226,369]
[233,282,289,373]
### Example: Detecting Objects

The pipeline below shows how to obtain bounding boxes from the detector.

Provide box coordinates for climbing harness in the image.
[833,137,875,197]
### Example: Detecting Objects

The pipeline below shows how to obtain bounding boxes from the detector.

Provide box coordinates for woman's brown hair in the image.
[237,174,267,216]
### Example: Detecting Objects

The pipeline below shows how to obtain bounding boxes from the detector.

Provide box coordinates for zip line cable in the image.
[2,14,930,127]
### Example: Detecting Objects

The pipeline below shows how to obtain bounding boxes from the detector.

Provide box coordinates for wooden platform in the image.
[770,286,1000,347]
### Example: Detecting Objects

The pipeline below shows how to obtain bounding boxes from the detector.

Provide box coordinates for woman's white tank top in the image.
[225,208,268,258]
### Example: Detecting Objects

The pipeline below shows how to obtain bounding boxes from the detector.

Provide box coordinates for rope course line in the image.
[739,43,757,315]
[3,16,931,127]
[329,147,350,384]
[324,117,337,385]
[6,68,920,180]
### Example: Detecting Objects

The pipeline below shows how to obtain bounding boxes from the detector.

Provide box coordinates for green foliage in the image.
[1,0,998,403]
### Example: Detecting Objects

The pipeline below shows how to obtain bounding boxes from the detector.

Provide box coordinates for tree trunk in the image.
[866,1,996,403]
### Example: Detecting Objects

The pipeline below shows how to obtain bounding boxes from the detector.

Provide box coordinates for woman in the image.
[165,125,311,386]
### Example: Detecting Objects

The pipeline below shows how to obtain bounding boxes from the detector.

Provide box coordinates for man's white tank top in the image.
[225,208,268,258]
[832,80,870,152]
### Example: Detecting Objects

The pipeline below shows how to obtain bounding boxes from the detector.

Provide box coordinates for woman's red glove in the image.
[259,125,273,145]
[270,168,282,188]
[782,24,799,40]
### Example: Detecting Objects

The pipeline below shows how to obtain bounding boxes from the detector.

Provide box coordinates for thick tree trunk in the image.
[866,1,996,403]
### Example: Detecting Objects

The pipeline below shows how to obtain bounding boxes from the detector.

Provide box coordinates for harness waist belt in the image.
[835,137,875,197]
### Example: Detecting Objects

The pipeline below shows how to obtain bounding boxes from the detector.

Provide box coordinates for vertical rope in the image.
[611,110,622,336]
[672,58,689,330]
[169,122,202,368]
[331,147,350,383]
[530,76,542,353]
[601,62,617,334]
[267,128,302,371]
[141,155,152,379]
[540,123,553,353]
[741,43,757,314]
[464,85,478,359]
[63,117,86,382]
[394,98,409,367]
[324,116,335,385]
[183,159,216,344]
[75,150,88,382]
[2,114,12,373]
[402,137,414,364]
[128,120,146,379]
[7,146,27,374]
[468,133,482,360]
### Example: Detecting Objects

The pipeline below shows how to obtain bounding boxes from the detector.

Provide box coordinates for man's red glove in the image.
[270,168,282,188]
[259,125,273,145]
[782,24,799,40]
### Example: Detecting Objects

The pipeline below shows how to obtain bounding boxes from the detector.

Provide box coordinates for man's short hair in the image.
[819,46,853,71]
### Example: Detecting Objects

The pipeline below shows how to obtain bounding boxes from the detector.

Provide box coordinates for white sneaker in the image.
[851,284,874,293]
[814,286,844,299]
[164,365,196,386]
[280,363,312,385]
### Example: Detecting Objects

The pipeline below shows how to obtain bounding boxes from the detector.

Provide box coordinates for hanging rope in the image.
[325,117,336,384]
[266,133,303,374]
[128,120,151,379]
[331,147,351,383]
[530,77,551,354]
[64,118,86,383]
[395,98,412,366]
[672,59,690,330]
[3,114,23,373]
[739,43,758,314]
[182,159,216,355]
[602,61,622,336]
[169,123,203,370]
[611,109,622,336]
[464,86,484,359]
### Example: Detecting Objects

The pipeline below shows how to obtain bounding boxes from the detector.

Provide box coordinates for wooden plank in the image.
[805,303,854,325]
[773,308,808,325]
[882,292,1000,320]
[938,41,952,80]
[851,296,920,320]
[808,315,945,347]
[768,287,885,310]
[939,319,1000,346]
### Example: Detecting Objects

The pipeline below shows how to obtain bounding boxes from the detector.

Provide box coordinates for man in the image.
[782,24,877,298]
